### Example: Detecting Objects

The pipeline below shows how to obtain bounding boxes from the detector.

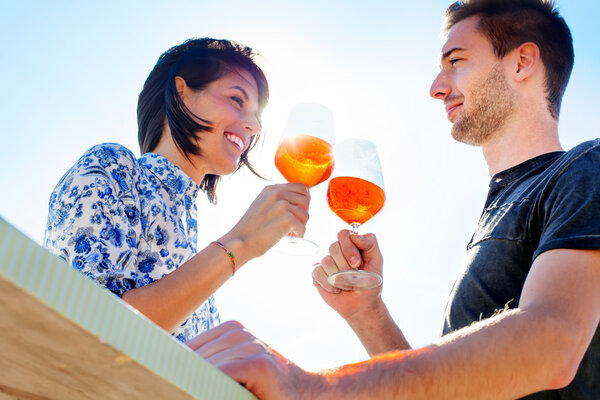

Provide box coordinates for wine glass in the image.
[326,139,385,290]
[274,102,335,255]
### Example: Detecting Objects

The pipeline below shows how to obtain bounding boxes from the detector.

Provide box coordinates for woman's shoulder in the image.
[77,143,140,169]
[56,143,143,189]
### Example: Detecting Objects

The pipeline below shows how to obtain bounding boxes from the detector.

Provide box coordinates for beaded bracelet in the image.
[211,240,236,276]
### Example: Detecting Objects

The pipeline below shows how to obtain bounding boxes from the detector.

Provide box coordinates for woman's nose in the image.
[242,114,260,135]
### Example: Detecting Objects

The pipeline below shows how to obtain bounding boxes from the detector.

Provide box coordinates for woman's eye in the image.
[231,96,244,107]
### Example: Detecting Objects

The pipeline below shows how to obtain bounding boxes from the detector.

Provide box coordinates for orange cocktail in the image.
[327,176,385,228]
[275,134,334,188]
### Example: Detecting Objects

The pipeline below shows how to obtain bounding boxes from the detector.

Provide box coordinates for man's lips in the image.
[445,102,463,121]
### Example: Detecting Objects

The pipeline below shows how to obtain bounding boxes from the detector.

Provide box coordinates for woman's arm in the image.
[123,183,311,333]
[46,145,311,334]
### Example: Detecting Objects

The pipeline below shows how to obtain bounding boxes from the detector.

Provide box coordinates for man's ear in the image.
[174,76,189,99]
[513,42,541,82]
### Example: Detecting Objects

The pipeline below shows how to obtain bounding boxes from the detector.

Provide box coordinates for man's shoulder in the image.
[562,138,600,161]
[547,138,600,178]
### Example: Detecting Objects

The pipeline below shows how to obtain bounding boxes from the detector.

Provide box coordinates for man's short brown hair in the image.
[443,0,574,120]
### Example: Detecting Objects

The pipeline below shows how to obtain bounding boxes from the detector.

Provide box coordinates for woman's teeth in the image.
[225,134,244,151]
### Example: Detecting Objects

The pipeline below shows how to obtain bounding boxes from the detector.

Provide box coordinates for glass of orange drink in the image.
[274,103,335,254]
[326,139,385,290]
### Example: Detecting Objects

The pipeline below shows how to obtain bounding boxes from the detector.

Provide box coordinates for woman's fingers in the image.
[228,183,312,256]
[279,182,311,198]
[258,184,311,236]
[266,183,310,209]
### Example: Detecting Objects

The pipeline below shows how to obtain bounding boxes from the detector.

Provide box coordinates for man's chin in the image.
[451,126,483,147]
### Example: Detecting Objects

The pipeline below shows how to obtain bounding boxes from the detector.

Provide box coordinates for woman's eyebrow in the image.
[230,85,249,100]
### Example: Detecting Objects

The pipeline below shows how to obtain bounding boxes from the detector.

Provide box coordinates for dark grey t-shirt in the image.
[443,139,600,399]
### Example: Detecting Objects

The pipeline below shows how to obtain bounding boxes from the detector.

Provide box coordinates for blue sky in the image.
[1,1,599,370]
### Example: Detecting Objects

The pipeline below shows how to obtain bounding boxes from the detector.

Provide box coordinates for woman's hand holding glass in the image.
[219,182,311,266]
[273,102,335,254]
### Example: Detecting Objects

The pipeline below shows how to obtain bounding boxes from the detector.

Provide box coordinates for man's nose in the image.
[430,72,450,100]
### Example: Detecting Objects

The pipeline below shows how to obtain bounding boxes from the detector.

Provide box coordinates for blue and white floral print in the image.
[44,143,220,342]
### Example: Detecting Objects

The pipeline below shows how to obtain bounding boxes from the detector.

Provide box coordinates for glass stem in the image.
[287,232,297,243]
[350,223,360,235]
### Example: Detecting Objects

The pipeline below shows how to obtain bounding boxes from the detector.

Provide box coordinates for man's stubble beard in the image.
[451,63,516,146]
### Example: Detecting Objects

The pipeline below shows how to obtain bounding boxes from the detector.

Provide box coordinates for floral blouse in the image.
[44,143,220,342]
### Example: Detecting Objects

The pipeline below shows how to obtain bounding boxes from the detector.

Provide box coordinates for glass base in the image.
[273,235,319,256]
[327,270,382,291]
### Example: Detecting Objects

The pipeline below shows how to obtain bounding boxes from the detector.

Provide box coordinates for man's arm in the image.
[190,248,600,399]
[312,230,411,355]
[319,248,600,398]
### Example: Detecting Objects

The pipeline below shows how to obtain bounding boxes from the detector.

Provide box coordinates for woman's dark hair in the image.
[443,0,573,120]
[137,38,269,203]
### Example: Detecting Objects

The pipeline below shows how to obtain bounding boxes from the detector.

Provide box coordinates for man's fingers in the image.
[349,232,378,252]
[312,263,341,294]
[330,238,357,271]
[194,324,255,360]
[186,320,244,351]
[215,356,276,398]
[203,339,267,367]
[337,230,363,268]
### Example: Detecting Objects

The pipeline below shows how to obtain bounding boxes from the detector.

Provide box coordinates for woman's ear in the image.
[513,42,541,82]
[174,76,189,99]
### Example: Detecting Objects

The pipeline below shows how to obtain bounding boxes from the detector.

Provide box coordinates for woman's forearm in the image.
[122,240,240,332]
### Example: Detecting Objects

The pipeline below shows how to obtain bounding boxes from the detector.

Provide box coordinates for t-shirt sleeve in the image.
[534,143,600,259]
[43,144,142,297]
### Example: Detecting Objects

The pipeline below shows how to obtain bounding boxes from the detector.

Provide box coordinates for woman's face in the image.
[179,68,261,178]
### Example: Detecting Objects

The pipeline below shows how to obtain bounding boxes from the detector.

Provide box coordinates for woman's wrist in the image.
[215,235,250,270]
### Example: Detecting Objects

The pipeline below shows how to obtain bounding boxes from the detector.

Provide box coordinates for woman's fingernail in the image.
[350,256,360,267]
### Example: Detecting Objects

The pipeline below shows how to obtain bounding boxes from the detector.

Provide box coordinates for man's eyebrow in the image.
[441,47,465,62]
[231,85,249,100]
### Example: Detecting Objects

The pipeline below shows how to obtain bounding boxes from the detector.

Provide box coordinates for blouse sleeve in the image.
[44,143,142,297]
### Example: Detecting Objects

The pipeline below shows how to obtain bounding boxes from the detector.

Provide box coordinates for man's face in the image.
[430,16,515,146]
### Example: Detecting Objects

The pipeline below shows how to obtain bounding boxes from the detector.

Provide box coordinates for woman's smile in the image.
[224,131,247,154]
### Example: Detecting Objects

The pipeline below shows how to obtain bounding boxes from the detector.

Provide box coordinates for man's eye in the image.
[231,96,244,107]
[449,58,462,66]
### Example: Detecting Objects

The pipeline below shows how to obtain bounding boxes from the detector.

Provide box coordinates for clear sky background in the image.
[1,1,599,371]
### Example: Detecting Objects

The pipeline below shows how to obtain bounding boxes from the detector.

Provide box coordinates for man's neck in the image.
[481,114,562,177]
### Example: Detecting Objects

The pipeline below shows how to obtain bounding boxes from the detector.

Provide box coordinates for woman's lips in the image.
[225,132,246,153]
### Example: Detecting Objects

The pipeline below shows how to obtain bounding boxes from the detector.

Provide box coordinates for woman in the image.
[44,38,310,342]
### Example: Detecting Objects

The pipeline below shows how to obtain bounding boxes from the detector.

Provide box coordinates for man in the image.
[188,1,600,398]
